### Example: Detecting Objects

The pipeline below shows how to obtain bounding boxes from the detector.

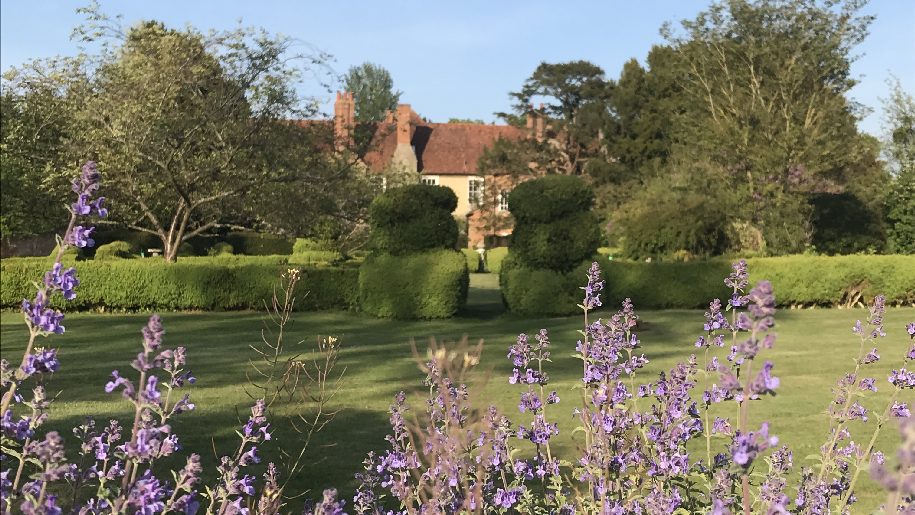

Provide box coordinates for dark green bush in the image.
[507,175,595,224]
[1,256,358,311]
[293,238,334,254]
[485,247,509,274]
[510,211,601,271]
[95,240,135,260]
[177,242,196,257]
[368,185,458,255]
[809,193,886,255]
[225,231,294,255]
[499,254,915,315]
[359,249,468,319]
[461,248,482,273]
[207,242,234,256]
[289,250,344,265]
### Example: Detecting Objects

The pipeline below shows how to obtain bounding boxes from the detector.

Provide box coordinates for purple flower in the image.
[862,348,880,364]
[67,225,95,248]
[2,410,33,440]
[127,470,169,515]
[730,422,778,468]
[891,401,910,418]
[22,293,65,334]
[888,368,915,389]
[581,261,604,310]
[239,446,260,466]
[859,377,877,392]
[493,487,522,509]
[72,193,92,215]
[308,488,346,515]
[141,376,162,406]
[92,197,108,218]
[725,259,749,291]
[748,361,779,399]
[105,370,135,398]
[44,263,79,301]
[22,348,60,376]
[906,322,915,339]
[704,298,729,332]
[142,315,165,351]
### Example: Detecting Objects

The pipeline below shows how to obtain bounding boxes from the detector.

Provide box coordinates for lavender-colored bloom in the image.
[307,488,346,515]
[22,348,60,376]
[493,487,522,509]
[20,494,62,515]
[581,261,604,310]
[847,402,867,422]
[92,197,108,218]
[704,298,729,332]
[142,315,165,351]
[712,417,732,435]
[72,193,92,215]
[44,263,79,301]
[730,423,778,468]
[127,470,169,515]
[22,293,65,334]
[67,225,95,248]
[891,401,910,418]
[859,377,877,392]
[240,446,260,466]
[141,375,162,406]
[862,347,880,364]
[724,259,749,291]
[105,370,136,399]
[748,360,779,399]
[242,399,271,442]
[907,322,915,339]
[1,410,32,440]
[888,368,915,389]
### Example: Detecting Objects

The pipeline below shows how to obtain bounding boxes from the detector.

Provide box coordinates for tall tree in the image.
[504,60,613,175]
[882,78,915,253]
[659,0,881,253]
[68,15,334,261]
[342,62,401,123]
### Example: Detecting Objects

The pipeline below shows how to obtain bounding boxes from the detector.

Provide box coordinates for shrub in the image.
[225,231,294,255]
[293,237,334,254]
[461,248,482,273]
[499,254,915,314]
[0,256,358,311]
[510,211,601,271]
[809,192,886,254]
[207,241,234,256]
[484,246,509,274]
[359,249,468,319]
[507,174,594,224]
[177,241,196,257]
[94,240,134,260]
[289,250,344,265]
[368,185,458,254]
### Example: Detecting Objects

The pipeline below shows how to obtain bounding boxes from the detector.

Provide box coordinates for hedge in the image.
[500,255,915,316]
[1,256,358,312]
[290,250,344,265]
[95,241,135,260]
[485,247,509,274]
[224,231,294,255]
[509,211,601,271]
[359,250,469,319]
[507,175,595,224]
[207,242,234,256]
[462,248,482,273]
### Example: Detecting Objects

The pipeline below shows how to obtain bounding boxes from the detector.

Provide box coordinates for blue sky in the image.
[2,1,913,136]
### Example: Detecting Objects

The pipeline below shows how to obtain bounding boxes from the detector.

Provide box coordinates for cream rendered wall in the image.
[438,175,474,215]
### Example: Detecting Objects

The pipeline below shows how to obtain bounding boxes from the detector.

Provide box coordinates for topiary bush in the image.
[177,242,196,257]
[293,237,335,254]
[368,185,458,255]
[206,242,234,256]
[358,249,468,319]
[95,240,135,260]
[507,175,600,271]
[289,250,344,265]
[461,248,482,273]
[484,247,509,274]
[225,231,294,255]
[499,254,594,316]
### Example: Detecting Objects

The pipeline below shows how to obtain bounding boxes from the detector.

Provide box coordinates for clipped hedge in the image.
[510,211,601,271]
[95,241,135,260]
[507,175,595,224]
[225,231,294,256]
[485,247,509,274]
[359,249,469,319]
[368,185,459,255]
[207,242,234,256]
[1,256,358,312]
[500,255,915,315]
[289,250,344,265]
[462,248,482,273]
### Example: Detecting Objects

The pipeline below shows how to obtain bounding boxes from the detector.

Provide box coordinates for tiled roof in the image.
[414,123,525,175]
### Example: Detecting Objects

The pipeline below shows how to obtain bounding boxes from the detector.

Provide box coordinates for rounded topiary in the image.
[95,240,135,260]
[177,242,196,257]
[507,175,599,271]
[208,242,234,256]
[510,211,601,271]
[369,185,458,255]
[508,175,595,224]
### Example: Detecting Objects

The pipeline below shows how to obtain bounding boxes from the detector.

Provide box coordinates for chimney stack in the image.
[334,91,355,151]
[396,104,413,146]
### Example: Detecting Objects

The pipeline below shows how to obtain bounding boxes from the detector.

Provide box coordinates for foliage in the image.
[94,240,135,260]
[882,79,915,254]
[508,175,600,271]
[0,256,360,312]
[206,241,234,256]
[484,246,509,274]
[225,231,294,256]
[358,250,469,319]
[461,248,481,273]
[499,255,595,315]
[342,62,401,123]
[809,193,886,255]
[368,184,458,255]
[293,238,334,254]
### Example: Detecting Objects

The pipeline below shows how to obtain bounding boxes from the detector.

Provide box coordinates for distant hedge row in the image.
[501,254,915,316]
[359,249,469,319]
[1,256,358,312]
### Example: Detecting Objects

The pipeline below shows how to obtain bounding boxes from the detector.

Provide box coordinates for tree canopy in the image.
[342,62,401,123]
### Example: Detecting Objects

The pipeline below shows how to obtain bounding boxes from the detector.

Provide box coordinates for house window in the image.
[421,175,439,186]
[498,190,510,212]
[468,177,484,207]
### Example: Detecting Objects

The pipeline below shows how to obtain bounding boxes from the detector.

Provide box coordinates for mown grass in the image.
[1,273,911,511]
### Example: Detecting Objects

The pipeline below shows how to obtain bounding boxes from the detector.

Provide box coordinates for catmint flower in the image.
[22,293,65,334]
[493,487,522,509]
[305,488,346,515]
[748,360,779,398]
[704,299,728,331]
[92,197,108,218]
[242,399,271,442]
[141,376,162,406]
[72,193,92,215]
[730,422,778,468]
[22,348,60,375]
[862,348,880,364]
[239,446,260,466]
[712,417,732,435]
[1,410,33,441]
[847,402,867,421]
[67,225,95,248]
[21,494,63,515]
[859,377,877,392]
[142,315,165,351]
[725,259,749,291]
[581,261,604,310]
[888,369,915,389]
[43,263,79,301]
[127,470,168,514]
[906,322,915,339]
[105,370,136,399]
[891,402,910,418]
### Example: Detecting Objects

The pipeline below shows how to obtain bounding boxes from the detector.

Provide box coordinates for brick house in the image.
[331,91,547,249]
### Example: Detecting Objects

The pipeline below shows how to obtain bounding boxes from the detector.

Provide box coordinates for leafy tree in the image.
[882,78,915,253]
[658,0,882,254]
[66,14,334,262]
[342,62,401,123]
[503,60,613,175]
[447,118,485,124]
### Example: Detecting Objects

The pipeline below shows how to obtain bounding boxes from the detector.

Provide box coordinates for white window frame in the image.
[468,177,484,208]
[497,190,510,212]
[421,175,439,186]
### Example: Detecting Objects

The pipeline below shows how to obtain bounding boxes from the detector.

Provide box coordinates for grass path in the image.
[1,274,911,510]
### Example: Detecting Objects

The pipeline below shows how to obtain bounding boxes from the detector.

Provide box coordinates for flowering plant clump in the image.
[350,260,914,514]
[1,161,346,514]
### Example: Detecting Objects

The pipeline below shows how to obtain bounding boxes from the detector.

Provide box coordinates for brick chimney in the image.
[333,91,354,151]
[526,104,546,142]
[391,103,418,173]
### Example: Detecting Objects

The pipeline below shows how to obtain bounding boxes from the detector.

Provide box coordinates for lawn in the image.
[1,273,912,511]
